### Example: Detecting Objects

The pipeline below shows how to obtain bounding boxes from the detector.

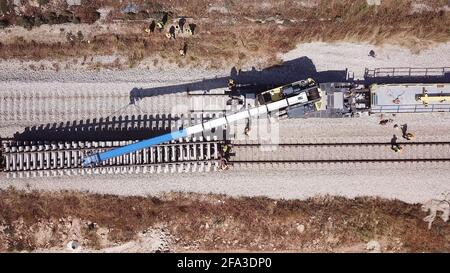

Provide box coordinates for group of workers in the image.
[144,14,195,56]
[380,116,415,152]
[390,125,414,152]
[227,79,252,136]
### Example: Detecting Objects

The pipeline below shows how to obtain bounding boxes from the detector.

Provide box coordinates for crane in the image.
[82,79,322,167]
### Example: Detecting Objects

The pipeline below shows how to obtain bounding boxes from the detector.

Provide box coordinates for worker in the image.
[228,79,238,95]
[405,132,415,140]
[228,79,236,89]
[369,50,376,58]
[222,144,231,154]
[219,157,229,171]
[161,13,168,24]
[178,17,186,33]
[379,118,393,125]
[391,134,402,152]
[150,21,156,32]
[179,43,187,56]
[219,144,231,165]
[167,25,176,39]
[156,22,164,32]
[244,126,250,136]
[186,23,196,35]
[157,13,169,32]
[244,118,251,136]
[145,20,156,33]
[400,124,415,140]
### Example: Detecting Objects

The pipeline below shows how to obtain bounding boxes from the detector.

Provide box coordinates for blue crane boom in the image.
[82,129,188,166]
[82,79,321,167]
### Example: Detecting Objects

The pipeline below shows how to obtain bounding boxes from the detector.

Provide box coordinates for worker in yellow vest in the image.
[400,124,415,140]
[156,22,164,32]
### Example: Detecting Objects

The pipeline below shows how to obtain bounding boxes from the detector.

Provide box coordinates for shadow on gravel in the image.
[129,57,349,104]
[13,114,181,142]
[129,60,450,104]
[12,112,225,142]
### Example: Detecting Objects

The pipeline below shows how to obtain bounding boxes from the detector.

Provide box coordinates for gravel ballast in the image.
[1,166,449,204]
[282,42,450,78]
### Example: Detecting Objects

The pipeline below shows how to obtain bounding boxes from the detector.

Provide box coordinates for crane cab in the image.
[256,78,320,106]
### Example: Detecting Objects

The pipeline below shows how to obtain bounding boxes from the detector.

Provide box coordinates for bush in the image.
[0,19,8,28]
[33,15,45,27]
[77,30,84,40]
[73,6,100,24]
[16,16,34,30]
[0,0,10,15]
[38,0,50,6]
[60,10,75,22]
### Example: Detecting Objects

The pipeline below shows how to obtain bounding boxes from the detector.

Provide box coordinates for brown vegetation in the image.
[0,0,449,68]
[0,188,448,252]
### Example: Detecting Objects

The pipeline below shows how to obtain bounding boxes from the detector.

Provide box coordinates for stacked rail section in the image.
[1,137,221,178]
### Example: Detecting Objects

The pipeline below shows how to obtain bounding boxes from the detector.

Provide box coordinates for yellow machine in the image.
[416,88,450,107]
[314,99,323,111]
[263,87,284,103]
[256,78,317,106]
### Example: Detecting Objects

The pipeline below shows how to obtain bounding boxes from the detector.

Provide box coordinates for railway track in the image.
[4,139,450,177]
[1,137,222,178]
[228,142,450,168]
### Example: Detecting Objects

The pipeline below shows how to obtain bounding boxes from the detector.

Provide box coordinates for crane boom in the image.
[82,80,321,167]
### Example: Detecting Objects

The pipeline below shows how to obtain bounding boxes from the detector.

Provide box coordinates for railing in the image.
[371,104,450,113]
[365,67,450,78]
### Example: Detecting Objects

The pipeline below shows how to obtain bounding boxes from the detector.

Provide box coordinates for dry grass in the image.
[0,188,448,252]
[0,0,449,68]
